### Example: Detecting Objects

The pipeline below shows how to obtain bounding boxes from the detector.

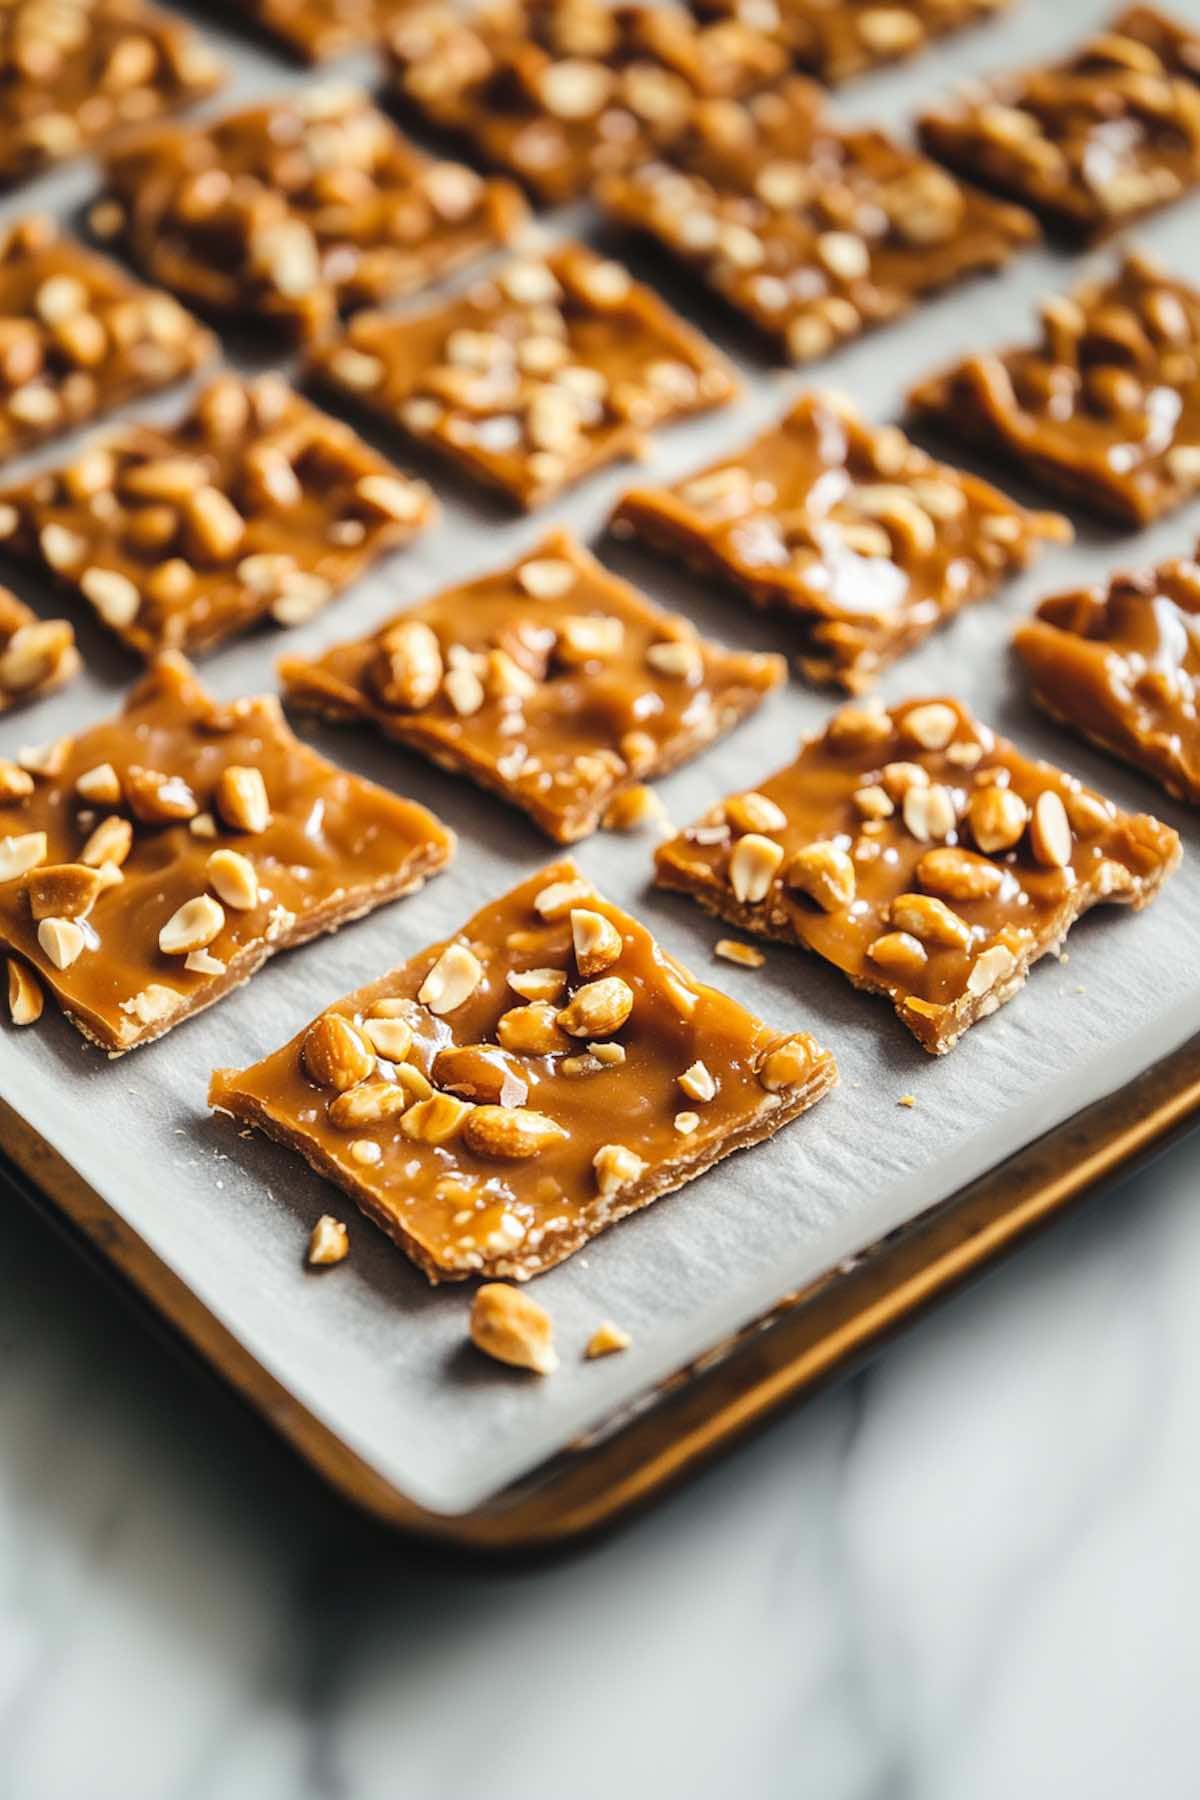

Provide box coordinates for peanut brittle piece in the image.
[908,250,1200,528]
[611,392,1069,691]
[98,84,527,341]
[241,0,416,61]
[313,242,737,510]
[596,79,1037,365]
[0,587,77,714]
[0,215,212,466]
[1014,545,1200,805]
[919,5,1200,240]
[0,0,222,186]
[696,0,1011,84]
[655,696,1180,1054]
[386,0,787,204]
[279,530,784,842]
[0,655,454,1052]
[0,373,435,659]
[209,860,836,1282]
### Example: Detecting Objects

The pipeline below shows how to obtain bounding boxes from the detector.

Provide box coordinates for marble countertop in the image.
[2,1125,1196,1800]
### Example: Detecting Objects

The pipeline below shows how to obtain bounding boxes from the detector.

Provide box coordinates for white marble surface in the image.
[2,1126,1198,1800]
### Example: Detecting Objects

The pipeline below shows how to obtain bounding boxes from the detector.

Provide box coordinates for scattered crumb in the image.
[714,938,765,969]
[307,1215,349,1266]
[604,783,669,833]
[585,1321,631,1359]
[470,1283,557,1374]
[897,1094,916,1109]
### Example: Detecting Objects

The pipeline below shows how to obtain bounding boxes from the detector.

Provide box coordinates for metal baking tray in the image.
[3,0,1199,1545]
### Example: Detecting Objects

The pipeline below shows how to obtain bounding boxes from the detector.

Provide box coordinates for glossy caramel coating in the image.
[909,251,1200,529]
[280,529,784,843]
[0,656,454,1052]
[919,6,1200,240]
[0,586,77,714]
[386,0,787,204]
[697,0,1010,83]
[655,697,1180,1054]
[312,242,737,511]
[1015,548,1200,805]
[0,0,222,185]
[596,79,1037,366]
[0,215,212,467]
[0,373,435,660]
[210,860,836,1283]
[100,85,528,341]
[612,392,1069,692]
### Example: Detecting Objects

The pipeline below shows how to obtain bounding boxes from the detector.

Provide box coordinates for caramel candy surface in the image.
[312,242,737,510]
[613,391,1068,692]
[100,85,527,341]
[280,529,784,842]
[919,5,1200,240]
[1015,547,1200,806]
[210,860,836,1283]
[386,0,787,204]
[596,79,1037,366]
[697,0,1011,83]
[909,251,1200,529]
[0,656,453,1052]
[655,697,1180,1054]
[0,374,435,659]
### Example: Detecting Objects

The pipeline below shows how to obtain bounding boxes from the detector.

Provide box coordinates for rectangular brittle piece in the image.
[97,84,528,342]
[279,529,784,842]
[0,655,454,1053]
[1014,545,1200,806]
[918,5,1200,240]
[908,250,1200,528]
[0,587,77,715]
[313,243,737,510]
[655,696,1180,1054]
[0,215,212,466]
[611,392,1069,691]
[695,0,1011,84]
[0,0,222,186]
[596,79,1038,365]
[209,859,836,1282]
[386,0,787,204]
[0,372,436,660]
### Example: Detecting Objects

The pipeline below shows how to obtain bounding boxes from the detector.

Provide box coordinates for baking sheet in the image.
[1,0,1199,1518]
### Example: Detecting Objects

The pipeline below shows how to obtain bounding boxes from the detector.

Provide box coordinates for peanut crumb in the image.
[307,1215,349,1266]
[714,939,765,969]
[897,1094,917,1109]
[603,784,668,833]
[585,1321,632,1359]
[470,1283,557,1374]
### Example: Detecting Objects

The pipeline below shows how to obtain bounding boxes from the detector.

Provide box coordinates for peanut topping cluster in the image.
[655,697,1180,1054]
[386,0,787,203]
[209,861,836,1283]
[613,392,1068,691]
[697,0,1011,84]
[280,529,783,843]
[0,0,221,184]
[0,373,434,659]
[0,586,77,716]
[314,242,737,510]
[1015,545,1200,806]
[919,5,1200,239]
[97,84,527,341]
[597,79,1036,366]
[909,250,1200,528]
[0,216,212,465]
[0,656,453,1050]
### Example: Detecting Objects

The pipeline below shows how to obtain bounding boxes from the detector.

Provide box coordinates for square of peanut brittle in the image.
[696,0,1011,84]
[918,6,1200,241]
[596,79,1037,367]
[279,529,784,842]
[0,373,436,660]
[1014,544,1200,807]
[0,0,222,187]
[0,587,77,715]
[611,392,1069,691]
[97,85,527,342]
[0,215,212,468]
[655,696,1180,1054]
[386,1,787,204]
[908,250,1200,529]
[209,860,836,1283]
[311,242,738,510]
[0,655,454,1053]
